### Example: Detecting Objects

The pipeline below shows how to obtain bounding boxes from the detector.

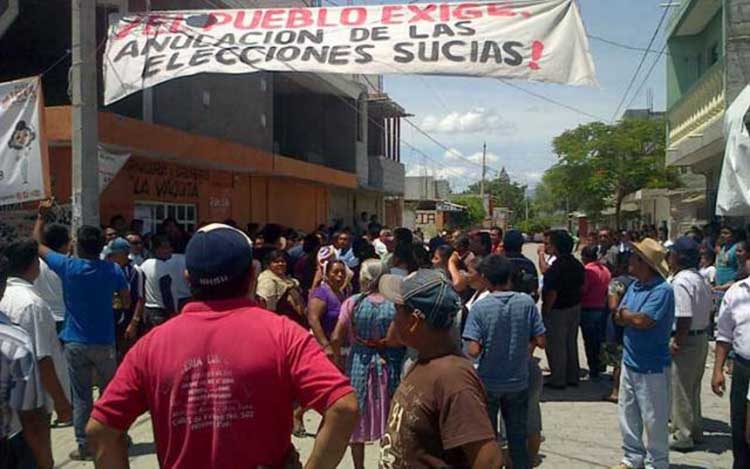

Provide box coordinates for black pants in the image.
[731,357,750,469]
[0,433,36,469]
[143,306,171,333]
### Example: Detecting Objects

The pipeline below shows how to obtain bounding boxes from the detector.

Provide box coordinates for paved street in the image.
[50,244,735,468]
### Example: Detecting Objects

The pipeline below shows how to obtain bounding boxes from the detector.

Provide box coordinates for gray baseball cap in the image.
[379,269,461,329]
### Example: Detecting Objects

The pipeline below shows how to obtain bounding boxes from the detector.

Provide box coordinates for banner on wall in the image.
[716,84,750,216]
[0,76,49,206]
[104,0,597,104]
[98,145,131,194]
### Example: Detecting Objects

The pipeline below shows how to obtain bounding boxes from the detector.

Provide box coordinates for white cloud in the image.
[443,148,500,164]
[421,108,516,134]
[405,163,470,180]
[522,171,543,184]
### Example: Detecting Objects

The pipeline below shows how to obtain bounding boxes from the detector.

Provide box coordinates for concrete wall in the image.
[328,187,355,227]
[725,0,750,105]
[354,192,383,224]
[47,148,330,232]
[274,92,357,173]
[405,177,436,200]
[369,157,405,195]
[151,73,274,151]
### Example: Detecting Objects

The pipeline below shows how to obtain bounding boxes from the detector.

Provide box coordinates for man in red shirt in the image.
[580,245,612,381]
[85,223,358,468]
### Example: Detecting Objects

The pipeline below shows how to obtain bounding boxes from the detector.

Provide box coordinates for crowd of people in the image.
[1,200,750,469]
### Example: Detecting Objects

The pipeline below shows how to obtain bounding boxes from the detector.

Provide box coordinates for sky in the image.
[381,0,673,192]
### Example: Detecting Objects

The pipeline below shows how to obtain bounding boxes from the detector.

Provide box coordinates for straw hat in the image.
[630,238,670,279]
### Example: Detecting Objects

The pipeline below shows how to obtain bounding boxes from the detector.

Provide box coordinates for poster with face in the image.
[0,76,48,206]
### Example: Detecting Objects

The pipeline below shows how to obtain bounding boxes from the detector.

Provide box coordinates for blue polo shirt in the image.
[621,276,674,373]
[462,291,545,393]
[44,251,128,345]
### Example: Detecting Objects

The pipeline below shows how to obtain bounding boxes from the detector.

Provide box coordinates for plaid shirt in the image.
[0,311,45,438]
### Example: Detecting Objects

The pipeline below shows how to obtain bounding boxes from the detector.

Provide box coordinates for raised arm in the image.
[448,252,468,292]
[33,199,54,258]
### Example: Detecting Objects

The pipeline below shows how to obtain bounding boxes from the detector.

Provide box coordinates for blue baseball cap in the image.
[669,236,699,255]
[668,236,700,268]
[503,229,524,252]
[185,223,253,288]
[107,237,130,255]
[379,269,461,329]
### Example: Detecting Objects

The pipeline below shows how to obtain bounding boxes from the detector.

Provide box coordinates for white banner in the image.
[104,0,597,105]
[0,76,48,206]
[98,145,131,194]
[716,84,750,216]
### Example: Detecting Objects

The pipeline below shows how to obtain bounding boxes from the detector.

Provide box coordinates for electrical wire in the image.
[497,79,608,122]
[609,5,670,122]
[623,40,669,112]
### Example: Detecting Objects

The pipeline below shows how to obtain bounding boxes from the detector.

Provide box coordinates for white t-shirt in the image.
[33,258,65,322]
[168,254,191,301]
[466,290,491,313]
[373,239,388,259]
[140,258,175,309]
[700,266,717,285]
[670,269,713,332]
[0,278,70,413]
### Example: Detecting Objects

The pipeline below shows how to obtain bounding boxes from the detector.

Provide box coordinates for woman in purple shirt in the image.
[308,259,349,362]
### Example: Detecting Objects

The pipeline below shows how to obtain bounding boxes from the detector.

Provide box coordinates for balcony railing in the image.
[667,58,725,148]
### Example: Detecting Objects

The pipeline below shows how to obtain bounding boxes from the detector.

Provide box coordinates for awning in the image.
[682,193,706,204]
[600,202,639,216]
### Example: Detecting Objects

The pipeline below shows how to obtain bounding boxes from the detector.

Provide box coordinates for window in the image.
[134,202,197,235]
[416,212,436,225]
[708,42,720,66]
[696,52,703,78]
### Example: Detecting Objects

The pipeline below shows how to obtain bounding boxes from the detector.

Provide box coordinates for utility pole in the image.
[525,188,529,222]
[71,0,100,231]
[480,142,486,198]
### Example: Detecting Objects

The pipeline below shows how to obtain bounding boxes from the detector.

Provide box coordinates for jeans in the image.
[544,305,581,387]
[730,357,750,469]
[580,308,606,377]
[618,365,670,469]
[65,343,117,448]
[487,388,529,469]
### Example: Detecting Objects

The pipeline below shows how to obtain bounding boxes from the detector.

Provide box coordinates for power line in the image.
[624,40,669,111]
[586,34,673,58]
[609,5,670,122]
[358,74,503,175]
[497,79,608,121]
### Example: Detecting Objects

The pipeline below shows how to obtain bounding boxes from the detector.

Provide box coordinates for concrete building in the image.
[665,0,750,219]
[403,176,464,238]
[0,0,405,233]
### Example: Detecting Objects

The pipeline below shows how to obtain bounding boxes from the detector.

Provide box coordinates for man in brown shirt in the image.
[379,269,502,469]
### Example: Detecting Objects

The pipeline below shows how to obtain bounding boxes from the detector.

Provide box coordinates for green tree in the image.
[449,194,486,228]
[464,173,528,225]
[540,117,679,229]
